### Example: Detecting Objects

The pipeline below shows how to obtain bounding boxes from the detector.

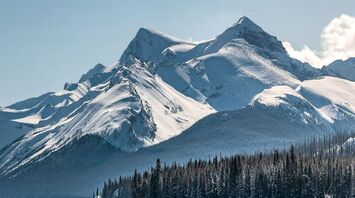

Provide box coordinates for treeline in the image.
[95,132,355,198]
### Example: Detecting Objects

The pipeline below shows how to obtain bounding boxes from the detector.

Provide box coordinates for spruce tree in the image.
[149,159,161,198]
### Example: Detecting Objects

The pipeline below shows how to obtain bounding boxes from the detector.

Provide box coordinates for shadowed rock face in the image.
[79,63,106,83]
[326,57,355,81]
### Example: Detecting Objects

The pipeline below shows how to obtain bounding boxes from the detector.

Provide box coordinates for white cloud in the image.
[283,14,355,68]
[283,41,323,68]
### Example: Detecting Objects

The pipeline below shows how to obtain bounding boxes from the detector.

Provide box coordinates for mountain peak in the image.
[135,27,163,39]
[78,63,106,83]
[237,16,251,23]
[204,16,276,54]
[233,16,264,32]
[119,28,187,65]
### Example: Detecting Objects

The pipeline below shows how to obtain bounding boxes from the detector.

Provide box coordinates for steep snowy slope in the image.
[0,116,33,150]
[154,77,355,159]
[326,58,355,81]
[0,58,213,176]
[156,17,318,111]
[298,76,355,130]
[0,63,113,149]
[0,27,212,176]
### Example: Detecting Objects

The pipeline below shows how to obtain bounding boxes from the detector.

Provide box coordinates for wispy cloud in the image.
[283,14,355,68]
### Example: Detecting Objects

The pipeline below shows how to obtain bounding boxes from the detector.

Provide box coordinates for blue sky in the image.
[1,0,354,106]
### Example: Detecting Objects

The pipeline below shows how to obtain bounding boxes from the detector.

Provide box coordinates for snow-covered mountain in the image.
[0,59,214,175]
[1,16,355,197]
